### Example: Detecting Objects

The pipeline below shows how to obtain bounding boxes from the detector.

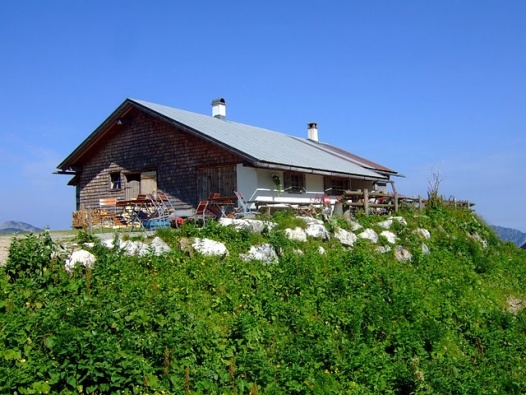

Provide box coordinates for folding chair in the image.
[139,194,172,230]
[193,200,217,224]
[233,191,259,218]
[156,192,176,216]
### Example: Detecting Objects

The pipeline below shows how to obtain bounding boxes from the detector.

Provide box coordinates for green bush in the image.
[1,209,525,393]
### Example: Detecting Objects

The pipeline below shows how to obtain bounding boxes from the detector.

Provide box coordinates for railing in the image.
[339,190,473,215]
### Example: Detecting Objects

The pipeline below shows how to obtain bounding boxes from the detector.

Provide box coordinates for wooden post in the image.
[363,189,369,214]
[394,191,399,213]
[88,208,93,235]
[418,195,422,215]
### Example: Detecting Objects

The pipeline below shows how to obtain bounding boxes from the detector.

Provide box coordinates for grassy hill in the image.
[1,204,525,394]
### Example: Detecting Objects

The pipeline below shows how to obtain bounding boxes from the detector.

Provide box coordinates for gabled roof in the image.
[57,98,396,180]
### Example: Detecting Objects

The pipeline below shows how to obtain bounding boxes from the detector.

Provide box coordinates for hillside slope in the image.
[491,225,526,247]
[0,220,43,234]
[1,206,525,394]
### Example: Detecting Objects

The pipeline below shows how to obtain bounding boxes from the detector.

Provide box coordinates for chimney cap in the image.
[307,122,318,142]
[211,98,226,105]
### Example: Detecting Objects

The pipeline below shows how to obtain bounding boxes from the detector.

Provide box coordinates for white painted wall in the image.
[237,166,328,205]
[236,164,258,203]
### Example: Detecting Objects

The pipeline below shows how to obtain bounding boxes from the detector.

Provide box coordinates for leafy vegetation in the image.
[1,205,525,394]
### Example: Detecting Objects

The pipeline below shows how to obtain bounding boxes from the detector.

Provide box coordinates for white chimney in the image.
[211,98,226,119]
[307,122,318,142]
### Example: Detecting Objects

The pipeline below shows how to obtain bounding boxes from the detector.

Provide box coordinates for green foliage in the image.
[4,231,64,284]
[271,210,307,230]
[1,209,526,393]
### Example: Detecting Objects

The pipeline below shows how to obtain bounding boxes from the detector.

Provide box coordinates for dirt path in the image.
[0,231,78,267]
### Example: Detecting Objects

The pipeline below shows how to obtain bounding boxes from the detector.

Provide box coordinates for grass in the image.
[1,205,525,394]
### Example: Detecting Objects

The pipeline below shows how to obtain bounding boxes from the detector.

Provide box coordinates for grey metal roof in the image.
[131,99,386,179]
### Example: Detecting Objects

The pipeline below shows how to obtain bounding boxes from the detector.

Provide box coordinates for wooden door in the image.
[125,173,140,200]
[141,171,157,194]
[197,166,236,201]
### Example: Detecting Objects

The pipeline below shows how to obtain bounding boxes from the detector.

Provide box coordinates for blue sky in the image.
[1,1,525,232]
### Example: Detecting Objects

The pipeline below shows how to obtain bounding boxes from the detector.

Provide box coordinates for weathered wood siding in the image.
[75,109,242,211]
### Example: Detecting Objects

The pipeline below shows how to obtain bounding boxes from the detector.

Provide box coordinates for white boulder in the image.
[359,229,379,243]
[120,240,150,256]
[334,228,357,247]
[65,249,96,273]
[305,223,330,240]
[192,238,229,257]
[421,243,430,255]
[395,246,413,262]
[285,227,307,242]
[380,230,397,244]
[413,228,431,239]
[218,218,276,233]
[376,245,392,254]
[150,237,171,255]
[240,244,278,265]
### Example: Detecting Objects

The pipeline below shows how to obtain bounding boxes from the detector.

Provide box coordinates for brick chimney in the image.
[211,98,226,119]
[307,122,318,142]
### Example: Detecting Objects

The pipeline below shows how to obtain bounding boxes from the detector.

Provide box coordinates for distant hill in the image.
[0,221,44,234]
[491,225,526,247]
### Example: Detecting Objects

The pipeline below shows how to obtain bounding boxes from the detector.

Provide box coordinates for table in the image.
[204,196,237,218]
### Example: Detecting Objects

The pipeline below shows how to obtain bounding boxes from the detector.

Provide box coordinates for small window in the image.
[110,172,121,190]
[283,172,306,194]
[324,177,350,196]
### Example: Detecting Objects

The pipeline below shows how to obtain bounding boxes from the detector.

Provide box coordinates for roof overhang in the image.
[249,161,388,181]
[56,99,137,171]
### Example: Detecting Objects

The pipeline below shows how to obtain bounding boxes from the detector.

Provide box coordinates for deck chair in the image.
[140,194,172,230]
[156,192,176,216]
[233,191,259,218]
[193,200,218,224]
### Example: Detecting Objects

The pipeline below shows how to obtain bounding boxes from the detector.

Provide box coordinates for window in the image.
[324,177,350,196]
[110,172,121,190]
[283,172,305,194]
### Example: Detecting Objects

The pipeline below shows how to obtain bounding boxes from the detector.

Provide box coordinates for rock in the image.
[506,295,525,315]
[377,216,408,229]
[359,229,379,243]
[65,249,96,273]
[348,220,362,232]
[150,236,171,255]
[318,246,326,255]
[469,232,488,248]
[413,228,431,239]
[178,237,194,256]
[101,239,115,249]
[218,218,275,233]
[392,216,408,226]
[297,216,324,226]
[334,228,357,247]
[192,238,229,257]
[421,243,430,255]
[285,227,307,242]
[120,240,150,256]
[305,223,330,240]
[376,245,391,254]
[377,219,393,229]
[240,244,278,264]
[395,246,412,262]
[380,230,397,244]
